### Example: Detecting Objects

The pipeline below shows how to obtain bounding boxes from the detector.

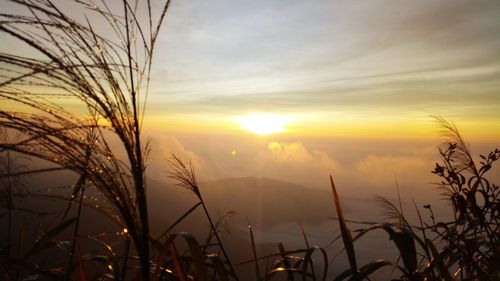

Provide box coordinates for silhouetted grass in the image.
[0,1,499,280]
[1,0,172,279]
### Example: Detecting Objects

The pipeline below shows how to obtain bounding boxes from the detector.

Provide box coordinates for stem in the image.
[248,225,261,281]
[6,151,12,261]
[121,236,131,280]
[124,2,150,280]
[65,183,86,281]
[199,196,239,280]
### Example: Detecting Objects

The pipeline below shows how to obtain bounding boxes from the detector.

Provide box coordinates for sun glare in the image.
[235,113,292,135]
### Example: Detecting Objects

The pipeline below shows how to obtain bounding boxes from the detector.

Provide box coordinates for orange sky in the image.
[139,0,500,139]
[2,0,499,191]
[2,0,500,140]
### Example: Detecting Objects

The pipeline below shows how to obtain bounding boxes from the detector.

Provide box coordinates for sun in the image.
[235,113,292,135]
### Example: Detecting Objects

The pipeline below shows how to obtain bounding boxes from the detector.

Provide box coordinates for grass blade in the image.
[158,202,202,240]
[329,175,357,276]
[334,259,391,281]
[248,225,262,280]
[180,232,209,281]
[76,248,89,281]
[170,244,187,281]
[301,246,328,281]
[61,173,87,222]
[25,218,77,259]
[277,242,294,280]
[209,255,230,281]
[427,239,454,281]
[152,234,178,281]
[355,260,391,280]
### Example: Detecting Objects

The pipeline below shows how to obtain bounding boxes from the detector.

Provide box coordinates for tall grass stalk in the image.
[121,235,131,280]
[5,151,13,262]
[168,155,239,280]
[65,181,86,281]
[0,1,173,279]
[248,225,262,280]
[0,130,28,273]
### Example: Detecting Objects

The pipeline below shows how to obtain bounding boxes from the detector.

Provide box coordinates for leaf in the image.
[234,248,310,266]
[152,234,178,281]
[56,241,72,255]
[76,248,89,281]
[267,267,314,280]
[351,224,418,275]
[330,175,358,275]
[22,273,40,281]
[301,246,329,281]
[61,173,87,222]
[170,244,187,281]
[4,259,61,281]
[334,268,353,281]
[180,232,209,281]
[82,254,119,281]
[353,260,392,280]
[24,218,77,259]
[334,260,391,281]
[426,239,453,281]
[388,229,417,273]
[151,240,187,281]
[152,232,209,281]
[207,255,230,281]
[277,242,294,280]
[157,202,202,240]
[83,235,115,256]
[411,198,433,273]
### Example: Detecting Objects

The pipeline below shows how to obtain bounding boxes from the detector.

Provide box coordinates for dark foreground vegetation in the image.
[0,1,499,280]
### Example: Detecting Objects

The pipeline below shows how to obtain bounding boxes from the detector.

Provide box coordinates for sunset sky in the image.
[139,0,500,196]
[2,0,499,196]
[143,0,500,138]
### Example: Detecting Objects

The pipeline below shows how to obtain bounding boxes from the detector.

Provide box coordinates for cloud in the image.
[145,135,210,182]
[267,141,326,163]
[148,0,500,132]
[258,142,331,182]
[144,135,438,197]
[251,141,438,198]
[140,133,499,201]
[353,154,432,191]
[258,141,343,187]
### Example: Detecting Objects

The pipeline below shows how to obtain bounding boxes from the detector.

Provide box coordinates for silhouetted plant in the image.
[428,116,499,280]
[167,154,239,280]
[0,0,172,279]
[325,117,498,281]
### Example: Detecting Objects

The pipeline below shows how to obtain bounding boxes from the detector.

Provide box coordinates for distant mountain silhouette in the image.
[148,176,344,229]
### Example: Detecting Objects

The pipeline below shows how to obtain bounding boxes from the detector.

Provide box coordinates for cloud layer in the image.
[143,133,496,202]
[146,0,500,134]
